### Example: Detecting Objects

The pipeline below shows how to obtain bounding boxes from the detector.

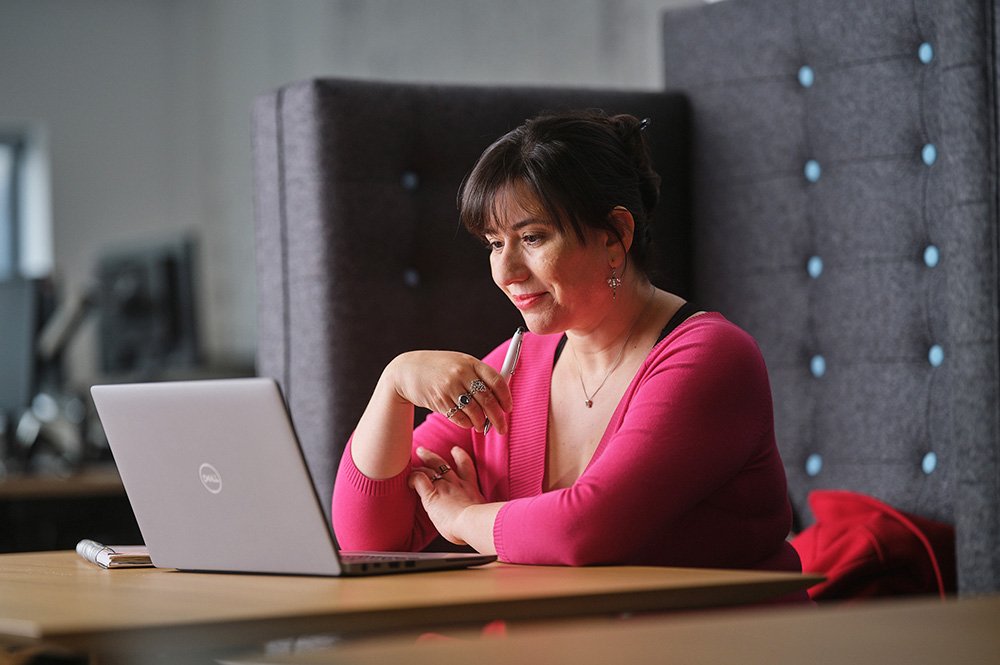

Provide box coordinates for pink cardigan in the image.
[333,313,801,572]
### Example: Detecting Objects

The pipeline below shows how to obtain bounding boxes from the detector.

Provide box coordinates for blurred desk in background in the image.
[241,594,1000,665]
[0,464,123,499]
[0,465,141,553]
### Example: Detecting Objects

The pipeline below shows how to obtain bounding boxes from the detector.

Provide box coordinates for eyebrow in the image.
[484,217,548,235]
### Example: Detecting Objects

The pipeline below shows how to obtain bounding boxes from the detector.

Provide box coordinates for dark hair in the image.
[458,109,661,275]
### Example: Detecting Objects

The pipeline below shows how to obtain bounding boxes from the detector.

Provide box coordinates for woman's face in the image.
[484,184,612,336]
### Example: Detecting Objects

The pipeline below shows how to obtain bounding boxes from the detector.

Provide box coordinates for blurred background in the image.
[0,0,701,550]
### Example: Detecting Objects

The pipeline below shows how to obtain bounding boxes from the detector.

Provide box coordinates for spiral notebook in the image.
[76,539,152,569]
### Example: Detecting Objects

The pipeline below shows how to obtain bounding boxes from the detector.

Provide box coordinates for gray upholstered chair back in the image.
[253,0,999,595]
[659,0,999,594]
[252,81,692,516]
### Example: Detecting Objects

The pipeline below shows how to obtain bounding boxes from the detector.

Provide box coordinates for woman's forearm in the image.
[349,357,417,479]
[456,502,503,555]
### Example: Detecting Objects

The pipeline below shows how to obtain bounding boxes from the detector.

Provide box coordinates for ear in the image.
[606,206,636,263]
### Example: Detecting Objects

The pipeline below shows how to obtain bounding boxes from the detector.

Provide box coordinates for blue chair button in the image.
[807,256,823,279]
[922,451,938,475]
[919,42,934,64]
[924,245,940,268]
[806,453,823,477]
[403,268,421,288]
[810,355,826,378]
[922,144,937,166]
[928,344,944,367]
[401,171,420,191]
[798,66,815,88]
[804,160,821,183]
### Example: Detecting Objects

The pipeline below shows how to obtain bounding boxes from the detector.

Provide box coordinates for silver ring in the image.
[437,464,451,475]
[445,399,469,419]
[445,391,474,419]
[431,474,443,482]
[469,379,487,394]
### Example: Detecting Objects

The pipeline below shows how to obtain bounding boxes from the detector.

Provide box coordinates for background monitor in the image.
[0,277,36,419]
[96,236,199,377]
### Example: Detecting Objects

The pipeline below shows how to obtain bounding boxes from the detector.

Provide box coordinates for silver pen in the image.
[484,326,524,434]
[499,326,525,378]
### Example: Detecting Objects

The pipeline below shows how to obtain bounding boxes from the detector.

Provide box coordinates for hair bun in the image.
[609,114,660,216]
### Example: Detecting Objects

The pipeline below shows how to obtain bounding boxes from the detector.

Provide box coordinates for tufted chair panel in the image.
[661,0,999,594]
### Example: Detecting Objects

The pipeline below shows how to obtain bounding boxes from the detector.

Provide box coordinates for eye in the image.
[485,237,503,252]
[522,233,544,246]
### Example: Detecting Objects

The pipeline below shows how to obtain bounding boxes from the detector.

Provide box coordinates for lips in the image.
[510,292,548,310]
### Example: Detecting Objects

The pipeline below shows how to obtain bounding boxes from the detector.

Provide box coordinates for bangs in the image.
[480,180,570,236]
[459,157,583,244]
[458,131,524,238]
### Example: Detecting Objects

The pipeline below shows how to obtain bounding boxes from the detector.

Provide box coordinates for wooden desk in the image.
[246,594,1000,665]
[0,551,820,663]
[0,466,125,500]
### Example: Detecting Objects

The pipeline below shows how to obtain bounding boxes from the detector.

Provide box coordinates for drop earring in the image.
[607,266,622,300]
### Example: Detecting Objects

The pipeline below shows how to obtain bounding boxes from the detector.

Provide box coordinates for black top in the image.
[553,301,702,364]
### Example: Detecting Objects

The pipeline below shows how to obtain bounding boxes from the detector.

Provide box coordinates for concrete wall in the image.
[0,0,698,386]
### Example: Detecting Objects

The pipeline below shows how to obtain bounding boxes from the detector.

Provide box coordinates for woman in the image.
[332,110,801,573]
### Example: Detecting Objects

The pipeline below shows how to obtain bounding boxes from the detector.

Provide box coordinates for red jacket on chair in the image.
[791,490,956,600]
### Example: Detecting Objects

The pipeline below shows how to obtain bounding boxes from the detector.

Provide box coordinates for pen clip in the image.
[499,327,524,379]
[508,340,521,376]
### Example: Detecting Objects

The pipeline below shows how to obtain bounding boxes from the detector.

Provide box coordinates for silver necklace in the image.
[570,286,656,408]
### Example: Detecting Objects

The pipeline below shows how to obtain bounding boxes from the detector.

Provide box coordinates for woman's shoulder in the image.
[651,311,766,371]
[662,311,755,344]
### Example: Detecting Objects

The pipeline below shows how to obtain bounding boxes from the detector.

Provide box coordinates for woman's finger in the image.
[412,465,437,480]
[444,408,473,430]
[453,382,489,432]
[475,390,507,435]
[416,446,447,466]
[472,367,512,434]
[446,405,476,429]
[441,386,479,427]
[408,471,434,498]
[415,448,459,481]
[470,371,510,422]
[484,369,513,413]
[450,446,476,481]
[462,400,488,432]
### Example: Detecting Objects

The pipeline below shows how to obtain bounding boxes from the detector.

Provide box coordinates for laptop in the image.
[90,377,496,576]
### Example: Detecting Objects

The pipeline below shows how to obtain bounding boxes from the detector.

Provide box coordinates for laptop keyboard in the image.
[340,552,418,563]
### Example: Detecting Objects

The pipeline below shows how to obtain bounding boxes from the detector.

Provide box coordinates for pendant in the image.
[585,399,593,408]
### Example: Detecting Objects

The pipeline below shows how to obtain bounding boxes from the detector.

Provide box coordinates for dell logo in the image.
[199,463,222,494]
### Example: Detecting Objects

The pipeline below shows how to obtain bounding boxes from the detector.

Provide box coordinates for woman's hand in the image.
[349,350,512,482]
[389,351,512,435]
[409,446,499,551]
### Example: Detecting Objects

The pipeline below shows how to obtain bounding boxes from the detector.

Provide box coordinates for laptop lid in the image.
[91,378,494,576]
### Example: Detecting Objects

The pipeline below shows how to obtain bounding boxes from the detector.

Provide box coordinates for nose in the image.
[491,243,527,288]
